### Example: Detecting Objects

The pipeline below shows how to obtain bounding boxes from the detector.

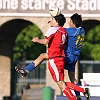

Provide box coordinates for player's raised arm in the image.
[31,37,48,44]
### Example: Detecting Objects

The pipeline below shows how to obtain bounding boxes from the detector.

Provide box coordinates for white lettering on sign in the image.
[67,0,75,10]
[0,0,18,10]
[21,0,46,10]
[81,0,88,10]
[0,0,100,17]
[67,0,100,11]
[21,0,64,10]
[11,0,18,10]
[98,0,100,10]
[56,0,64,10]
[42,0,49,10]
[21,0,29,10]
[89,0,96,10]
[0,0,99,11]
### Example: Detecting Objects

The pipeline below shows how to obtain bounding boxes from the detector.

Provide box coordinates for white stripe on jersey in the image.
[45,27,60,37]
[49,59,59,81]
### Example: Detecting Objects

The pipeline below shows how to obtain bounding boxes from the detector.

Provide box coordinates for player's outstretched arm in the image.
[31,37,48,44]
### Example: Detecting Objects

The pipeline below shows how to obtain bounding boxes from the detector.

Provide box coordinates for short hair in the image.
[70,13,82,28]
[54,14,66,27]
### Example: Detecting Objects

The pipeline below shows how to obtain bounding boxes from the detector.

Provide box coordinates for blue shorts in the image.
[64,53,79,72]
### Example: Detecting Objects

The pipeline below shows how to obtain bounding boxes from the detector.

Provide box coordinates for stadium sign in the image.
[0,0,100,17]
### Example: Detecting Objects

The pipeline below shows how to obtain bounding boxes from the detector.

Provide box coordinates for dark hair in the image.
[70,13,82,28]
[54,14,66,26]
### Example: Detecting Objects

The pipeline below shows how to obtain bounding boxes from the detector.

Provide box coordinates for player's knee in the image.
[70,78,76,83]
[57,81,65,90]
[41,53,48,60]
[40,53,46,58]
[73,79,78,84]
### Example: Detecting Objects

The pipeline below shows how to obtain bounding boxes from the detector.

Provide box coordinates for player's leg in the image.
[68,71,82,100]
[48,57,76,100]
[68,70,75,83]
[33,53,48,67]
[15,53,48,77]
[66,82,90,100]
[65,53,82,100]
[57,81,76,100]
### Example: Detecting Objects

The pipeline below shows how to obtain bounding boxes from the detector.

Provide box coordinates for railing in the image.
[79,60,100,84]
[79,60,100,73]
[14,60,46,97]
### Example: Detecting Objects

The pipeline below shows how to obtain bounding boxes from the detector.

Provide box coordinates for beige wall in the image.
[0,56,11,100]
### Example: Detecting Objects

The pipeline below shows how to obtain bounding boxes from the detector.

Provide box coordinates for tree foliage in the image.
[13,24,46,61]
[80,25,100,60]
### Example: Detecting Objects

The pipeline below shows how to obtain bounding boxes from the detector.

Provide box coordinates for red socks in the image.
[62,82,85,100]
[65,82,85,93]
[62,87,76,100]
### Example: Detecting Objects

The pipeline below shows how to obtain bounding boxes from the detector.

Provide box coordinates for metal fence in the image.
[79,60,100,81]
[79,60,100,73]
[13,60,46,98]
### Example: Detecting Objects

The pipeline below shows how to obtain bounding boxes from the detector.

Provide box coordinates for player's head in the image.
[69,13,82,28]
[49,14,66,27]
[54,14,66,26]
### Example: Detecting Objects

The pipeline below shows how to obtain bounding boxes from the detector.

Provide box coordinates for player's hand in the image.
[31,37,39,42]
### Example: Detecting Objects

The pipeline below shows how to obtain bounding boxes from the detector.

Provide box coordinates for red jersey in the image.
[45,26,67,59]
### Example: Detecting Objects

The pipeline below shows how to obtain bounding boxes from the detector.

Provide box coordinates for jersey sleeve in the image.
[45,27,60,37]
[45,27,60,42]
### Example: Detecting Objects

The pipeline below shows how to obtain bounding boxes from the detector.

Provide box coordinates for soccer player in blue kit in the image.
[15,13,90,100]
[64,13,86,100]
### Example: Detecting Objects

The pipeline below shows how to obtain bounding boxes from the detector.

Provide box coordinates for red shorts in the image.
[48,57,64,82]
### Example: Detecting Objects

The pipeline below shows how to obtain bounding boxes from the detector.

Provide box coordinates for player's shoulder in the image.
[48,26,60,30]
[45,27,60,37]
[65,27,76,32]
[47,27,60,33]
[58,26,67,33]
[65,27,85,33]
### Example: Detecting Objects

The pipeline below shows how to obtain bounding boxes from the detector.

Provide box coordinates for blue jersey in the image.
[64,27,85,72]
[65,27,85,56]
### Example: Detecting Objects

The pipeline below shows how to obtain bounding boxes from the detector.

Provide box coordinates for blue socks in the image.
[24,62,35,74]
[74,83,81,99]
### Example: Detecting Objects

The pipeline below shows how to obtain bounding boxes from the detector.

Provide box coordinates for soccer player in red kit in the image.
[16,14,90,100]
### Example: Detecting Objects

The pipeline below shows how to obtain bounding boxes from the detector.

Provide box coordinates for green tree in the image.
[80,25,100,60]
[13,24,46,61]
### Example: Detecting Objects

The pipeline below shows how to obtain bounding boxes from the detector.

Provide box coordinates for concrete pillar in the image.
[0,56,11,100]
